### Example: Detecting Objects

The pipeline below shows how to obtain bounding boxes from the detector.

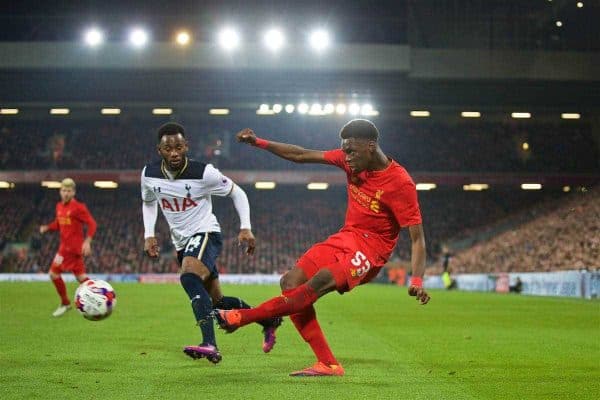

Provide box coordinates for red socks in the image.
[239,284,318,326]
[290,305,339,366]
[51,276,70,305]
[235,284,338,365]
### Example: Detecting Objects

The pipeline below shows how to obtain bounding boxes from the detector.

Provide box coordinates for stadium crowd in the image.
[1,117,597,274]
[1,118,597,173]
[452,187,599,273]
[1,184,577,274]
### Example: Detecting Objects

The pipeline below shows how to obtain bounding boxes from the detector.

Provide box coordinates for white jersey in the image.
[141,158,233,250]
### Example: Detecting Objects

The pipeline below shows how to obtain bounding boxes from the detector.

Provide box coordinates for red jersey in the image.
[324,149,422,265]
[47,198,97,256]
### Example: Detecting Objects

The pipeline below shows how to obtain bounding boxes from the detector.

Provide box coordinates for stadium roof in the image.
[1,69,598,109]
[1,0,599,51]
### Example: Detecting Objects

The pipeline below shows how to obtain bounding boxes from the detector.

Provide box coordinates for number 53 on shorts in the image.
[349,251,371,277]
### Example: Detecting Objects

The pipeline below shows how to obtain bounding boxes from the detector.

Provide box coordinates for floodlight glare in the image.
[84,28,104,47]
[348,103,360,115]
[129,28,148,47]
[336,104,346,115]
[285,104,295,113]
[176,31,191,46]
[297,103,309,114]
[218,28,240,50]
[309,103,323,115]
[263,28,285,52]
[309,29,330,52]
[272,104,283,113]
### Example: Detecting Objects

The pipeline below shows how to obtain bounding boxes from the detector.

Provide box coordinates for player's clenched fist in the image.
[408,285,431,305]
[236,128,257,145]
[238,229,256,255]
[144,237,160,258]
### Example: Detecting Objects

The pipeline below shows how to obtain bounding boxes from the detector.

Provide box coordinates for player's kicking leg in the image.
[215,267,334,330]
[215,267,344,375]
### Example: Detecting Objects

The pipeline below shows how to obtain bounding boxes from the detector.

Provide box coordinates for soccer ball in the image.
[74,279,117,321]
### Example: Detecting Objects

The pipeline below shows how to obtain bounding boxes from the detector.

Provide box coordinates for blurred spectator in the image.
[509,277,523,294]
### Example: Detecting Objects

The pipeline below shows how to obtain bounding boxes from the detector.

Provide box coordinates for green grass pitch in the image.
[1,282,598,399]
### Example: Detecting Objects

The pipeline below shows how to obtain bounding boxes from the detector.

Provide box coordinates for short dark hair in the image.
[157,122,186,143]
[339,119,379,141]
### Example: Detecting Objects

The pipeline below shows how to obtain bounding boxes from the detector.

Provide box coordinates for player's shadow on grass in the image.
[169,368,397,386]
[43,359,113,374]
[341,356,395,368]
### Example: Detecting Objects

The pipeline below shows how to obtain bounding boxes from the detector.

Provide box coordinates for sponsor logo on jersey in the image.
[349,184,382,213]
[160,197,198,212]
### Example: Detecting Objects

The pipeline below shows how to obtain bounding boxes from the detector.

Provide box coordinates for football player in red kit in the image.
[40,178,97,317]
[216,119,430,376]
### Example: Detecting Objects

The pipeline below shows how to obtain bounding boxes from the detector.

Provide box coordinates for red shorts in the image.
[49,252,86,276]
[296,231,382,293]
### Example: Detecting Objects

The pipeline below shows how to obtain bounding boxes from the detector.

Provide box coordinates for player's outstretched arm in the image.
[407,224,430,305]
[40,218,59,234]
[236,128,328,164]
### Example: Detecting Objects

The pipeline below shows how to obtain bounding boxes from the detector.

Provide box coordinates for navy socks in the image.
[180,273,216,346]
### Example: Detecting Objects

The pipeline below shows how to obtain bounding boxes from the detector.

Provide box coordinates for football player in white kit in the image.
[141,123,281,364]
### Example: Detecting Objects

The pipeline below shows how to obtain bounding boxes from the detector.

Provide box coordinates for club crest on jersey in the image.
[161,197,198,212]
[153,186,161,193]
[184,184,192,199]
[370,190,384,213]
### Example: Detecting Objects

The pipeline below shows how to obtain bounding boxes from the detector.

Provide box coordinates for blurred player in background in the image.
[39,178,97,317]
[441,245,457,290]
[216,119,430,376]
[141,122,281,364]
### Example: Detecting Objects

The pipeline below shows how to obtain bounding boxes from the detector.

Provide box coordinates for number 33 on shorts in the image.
[350,251,371,277]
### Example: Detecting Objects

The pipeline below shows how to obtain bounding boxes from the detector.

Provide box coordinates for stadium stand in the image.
[2,183,581,274]
[1,119,597,172]
[452,187,599,273]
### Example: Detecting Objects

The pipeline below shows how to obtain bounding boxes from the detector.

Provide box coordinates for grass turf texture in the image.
[1,282,598,400]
